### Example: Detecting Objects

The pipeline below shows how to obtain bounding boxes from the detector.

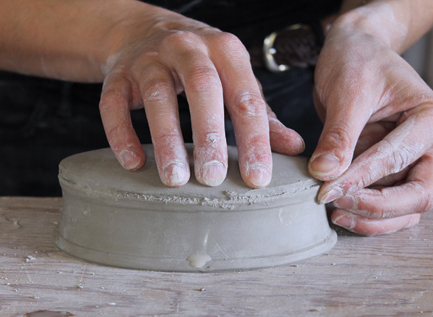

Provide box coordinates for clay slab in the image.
[56,144,337,272]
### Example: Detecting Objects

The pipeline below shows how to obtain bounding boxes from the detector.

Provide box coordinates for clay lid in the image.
[56,144,335,272]
[59,144,320,208]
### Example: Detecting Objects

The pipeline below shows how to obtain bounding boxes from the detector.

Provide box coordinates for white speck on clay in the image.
[186,253,212,268]
[279,208,300,225]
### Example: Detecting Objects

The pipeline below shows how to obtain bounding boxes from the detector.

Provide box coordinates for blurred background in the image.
[402,30,433,88]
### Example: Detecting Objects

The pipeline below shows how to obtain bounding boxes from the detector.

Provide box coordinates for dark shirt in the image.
[144,0,342,47]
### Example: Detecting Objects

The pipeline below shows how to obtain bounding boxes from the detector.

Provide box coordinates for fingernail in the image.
[333,214,356,230]
[247,163,272,188]
[162,162,190,187]
[319,187,343,204]
[198,161,227,186]
[334,195,355,210]
[300,139,306,153]
[310,153,340,175]
[120,149,141,170]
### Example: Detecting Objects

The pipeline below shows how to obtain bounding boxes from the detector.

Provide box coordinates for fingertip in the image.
[299,138,306,154]
[118,148,145,171]
[404,213,422,229]
[333,195,356,210]
[161,162,190,187]
[331,209,422,236]
[318,186,344,204]
[269,117,305,155]
[244,162,272,188]
[308,153,341,179]
[196,160,227,187]
[331,210,357,231]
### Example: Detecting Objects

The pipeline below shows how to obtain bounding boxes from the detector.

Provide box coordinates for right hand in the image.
[308,6,433,235]
[99,3,304,188]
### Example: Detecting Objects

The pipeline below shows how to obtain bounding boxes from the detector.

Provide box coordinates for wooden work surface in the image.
[0,197,432,316]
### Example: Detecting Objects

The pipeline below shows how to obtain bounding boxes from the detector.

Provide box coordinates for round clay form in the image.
[56,144,336,272]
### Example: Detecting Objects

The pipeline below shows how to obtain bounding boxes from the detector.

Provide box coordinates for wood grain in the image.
[0,197,432,316]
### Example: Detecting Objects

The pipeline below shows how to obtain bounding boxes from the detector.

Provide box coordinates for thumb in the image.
[308,87,371,182]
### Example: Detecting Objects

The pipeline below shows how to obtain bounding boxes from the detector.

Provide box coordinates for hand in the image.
[308,16,433,236]
[99,4,304,188]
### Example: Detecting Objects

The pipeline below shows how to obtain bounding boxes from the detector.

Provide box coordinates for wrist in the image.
[101,2,181,76]
[333,1,409,53]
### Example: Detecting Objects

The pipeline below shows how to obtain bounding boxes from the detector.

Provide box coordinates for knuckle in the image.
[105,123,130,145]
[248,133,271,149]
[248,136,272,160]
[142,77,172,102]
[215,32,241,44]
[231,92,266,117]
[367,206,390,219]
[163,30,202,51]
[203,131,222,145]
[323,125,353,149]
[214,32,249,58]
[375,140,412,175]
[195,131,224,147]
[390,150,411,174]
[357,193,391,219]
[99,89,126,112]
[152,130,181,146]
[187,65,220,93]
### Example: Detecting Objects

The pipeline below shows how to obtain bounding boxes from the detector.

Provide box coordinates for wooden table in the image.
[0,197,432,316]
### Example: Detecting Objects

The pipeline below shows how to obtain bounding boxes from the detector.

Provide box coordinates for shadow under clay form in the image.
[56,144,337,272]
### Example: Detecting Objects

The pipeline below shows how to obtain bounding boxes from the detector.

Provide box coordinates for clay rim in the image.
[58,145,322,208]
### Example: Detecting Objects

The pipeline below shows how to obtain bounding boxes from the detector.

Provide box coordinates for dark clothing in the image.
[145,0,342,47]
[0,0,341,196]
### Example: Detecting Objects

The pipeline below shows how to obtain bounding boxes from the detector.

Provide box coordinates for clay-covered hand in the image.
[99,3,304,188]
[308,5,433,236]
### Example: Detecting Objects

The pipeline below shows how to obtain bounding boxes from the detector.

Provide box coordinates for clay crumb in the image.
[25,256,36,262]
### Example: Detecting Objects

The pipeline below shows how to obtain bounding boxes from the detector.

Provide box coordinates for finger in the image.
[268,112,305,156]
[308,82,375,181]
[167,32,227,186]
[258,80,305,156]
[209,33,272,188]
[99,74,145,171]
[138,62,190,187]
[370,165,411,187]
[333,153,433,218]
[318,105,433,203]
[331,209,421,236]
[354,121,395,159]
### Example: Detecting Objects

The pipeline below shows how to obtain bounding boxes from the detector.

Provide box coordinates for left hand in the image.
[309,14,433,236]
